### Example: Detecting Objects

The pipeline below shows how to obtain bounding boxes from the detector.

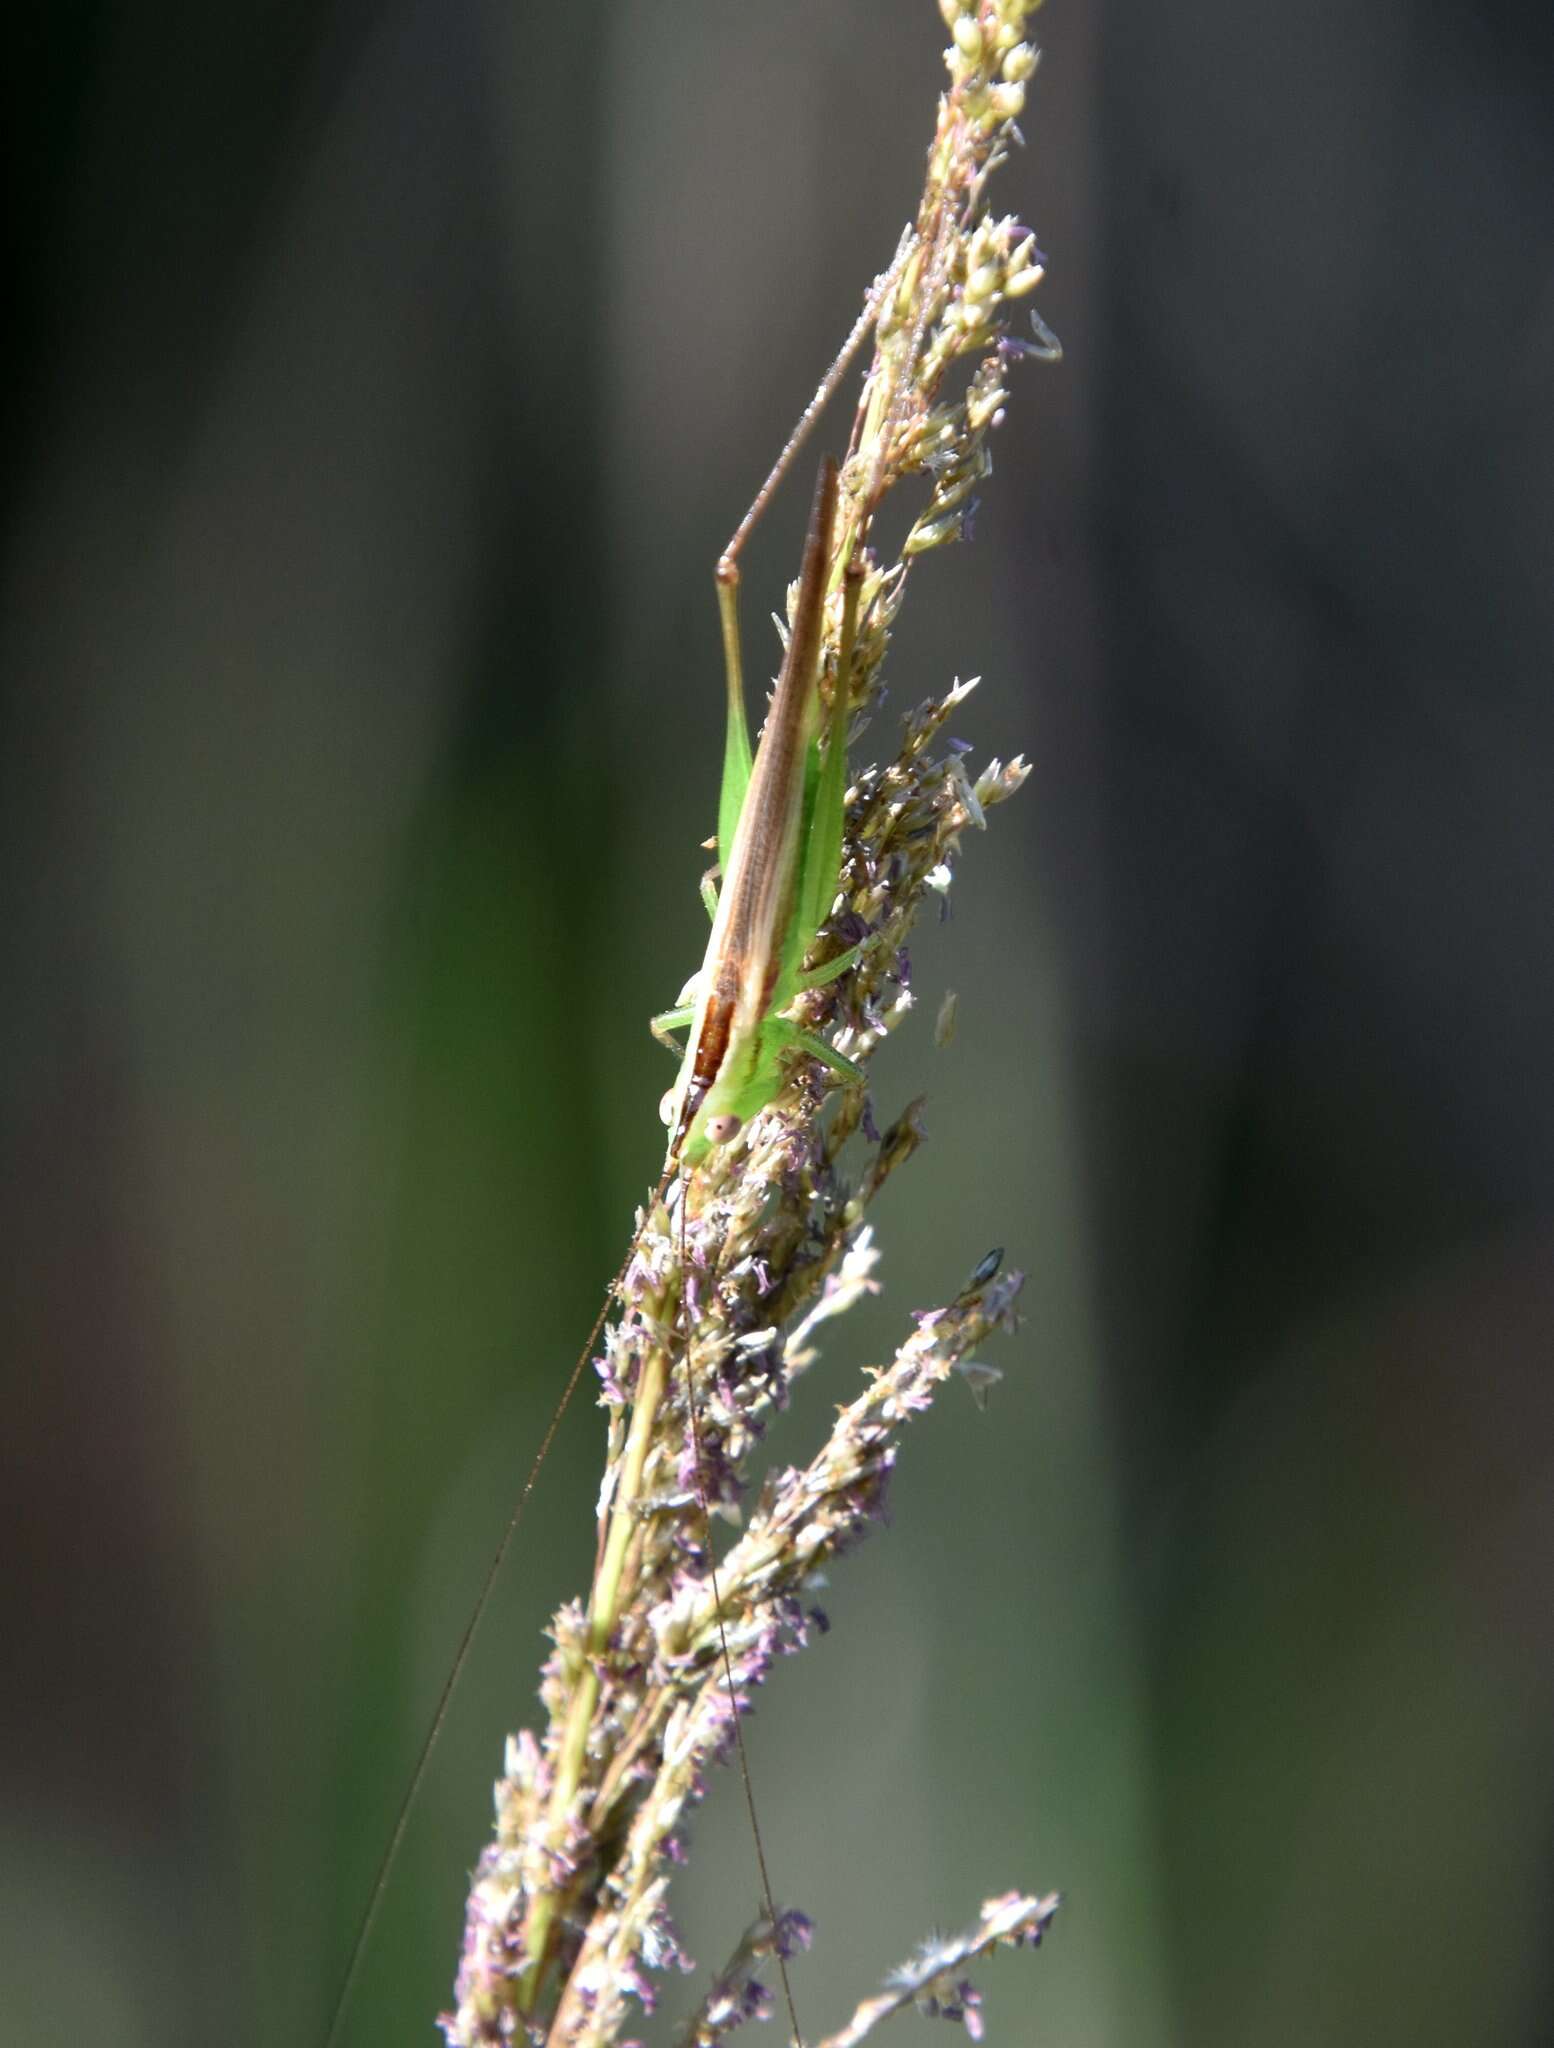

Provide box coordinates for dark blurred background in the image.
[5,3,1553,2044]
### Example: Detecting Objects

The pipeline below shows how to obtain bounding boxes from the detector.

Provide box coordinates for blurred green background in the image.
[5,4,1554,2045]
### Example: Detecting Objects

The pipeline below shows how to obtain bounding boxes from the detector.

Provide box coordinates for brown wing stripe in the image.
[692,995,734,1089]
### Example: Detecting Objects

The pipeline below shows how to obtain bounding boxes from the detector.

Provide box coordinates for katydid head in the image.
[668,1101,741,1174]
[665,1059,758,1172]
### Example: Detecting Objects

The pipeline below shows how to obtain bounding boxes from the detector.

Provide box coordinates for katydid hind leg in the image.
[715,572,753,875]
[712,259,893,874]
[716,243,905,585]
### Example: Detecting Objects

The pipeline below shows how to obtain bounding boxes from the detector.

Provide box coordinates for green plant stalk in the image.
[520,1287,677,2010]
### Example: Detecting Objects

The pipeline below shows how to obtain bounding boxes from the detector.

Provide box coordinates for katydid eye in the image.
[706,1113,743,1145]
[658,1089,676,1127]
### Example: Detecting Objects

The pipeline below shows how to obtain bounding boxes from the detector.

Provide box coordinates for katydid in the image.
[655,452,867,1171]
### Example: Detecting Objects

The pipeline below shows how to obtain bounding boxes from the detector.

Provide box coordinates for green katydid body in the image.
[659,455,864,1168]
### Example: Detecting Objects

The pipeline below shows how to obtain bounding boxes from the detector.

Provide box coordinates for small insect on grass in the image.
[324,6,1062,2046]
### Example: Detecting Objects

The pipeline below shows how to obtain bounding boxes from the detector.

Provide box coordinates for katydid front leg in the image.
[649,1004,694,1056]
